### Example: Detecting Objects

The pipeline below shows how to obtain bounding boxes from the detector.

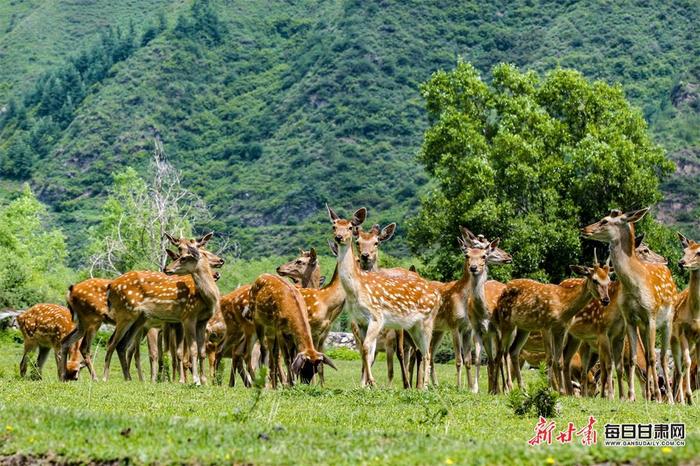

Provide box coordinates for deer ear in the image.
[326,204,339,222]
[291,353,310,375]
[634,234,645,248]
[165,249,179,261]
[322,354,337,370]
[328,240,338,257]
[164,233,179,246]
[196,232,213,247]
[489,238,501,250]
[187,244,201,260]
[309,247,317,262]
[623,207,649,224]
[409,264,417,272]
[570,265,591,276]
[370,224,380,234]
[379,223,396,242]
[678,231,690,249]
[319,276,326,287]
[351,208,367,226]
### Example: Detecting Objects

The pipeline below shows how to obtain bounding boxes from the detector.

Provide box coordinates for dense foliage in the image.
[0,186,73,308]
[409,63,675,282]
[0,0,697,264]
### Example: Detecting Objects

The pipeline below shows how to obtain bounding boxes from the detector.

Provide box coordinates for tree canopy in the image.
[409,62,675,282]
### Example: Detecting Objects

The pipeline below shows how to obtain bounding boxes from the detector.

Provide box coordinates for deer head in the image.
[327,205,367,246]
[678,233,700,270]
[165,248,224,277]
[355,223,396,270]
[164,245,205,276]
[291,351,337,383]
[165,232,225,268]
[277,248,319,285]
[634,234,667,264]
[63,349,85,381]
[570,262,612,306]
[580,208,649,243]
[458,228,513,268]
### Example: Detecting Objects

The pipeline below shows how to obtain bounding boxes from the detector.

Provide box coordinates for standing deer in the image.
[17,304,84,381]
[327,205,441,388]
[493,261,611,394]
[250,273,336,387]
[277,248,322,288]
[581,208,677,402]
[103,242,222,385]
[671,233,700,404]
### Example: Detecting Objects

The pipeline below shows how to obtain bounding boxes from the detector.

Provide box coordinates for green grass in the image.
[0,330,698,465]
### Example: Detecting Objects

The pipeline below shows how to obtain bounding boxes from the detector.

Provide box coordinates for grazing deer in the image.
[564,240,668,399]
[17,304,83,381]
[671,233,700,404]
[61,278,112,380]
[493,261,612,394]
[327,205,441,388]
[103,242,222,385]
[581,208,677,402]
[250,273,336,387]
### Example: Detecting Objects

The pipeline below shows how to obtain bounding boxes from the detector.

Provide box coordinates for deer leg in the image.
[53,347,64,381]
[453,328,468,390]
[385,334,395,386]
[81,326,98,380]
[410,321,433,390]
[351,321,368,386]
[694,343,700,392]
[128,330,144,382]
[122,318,147,382]
[395,329,410,389]
[146,328,159,383]
[196,320,208,385]
[509,329,530,391]
[103,318,137,382]
[549,327,567,394]
[563,336,580,395]
[182,320,201,386]
[625,324,639,402]
[35,346,50,379]
[657,320,674,404]
[680,333,692,405]
[641,320,660,402]
[362,320,383,387]
[470,330,482,393]
[429,330,444,387]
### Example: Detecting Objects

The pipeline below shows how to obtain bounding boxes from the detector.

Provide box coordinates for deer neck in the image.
[319,264,345,311]
[191,262,221,314]
[301,265,321,289]
[338,241,362,297]
[558,281,594,323]
[285,281,317,354]
[609,223,646,296]
[688,269,700,320]
[468,267,488,320]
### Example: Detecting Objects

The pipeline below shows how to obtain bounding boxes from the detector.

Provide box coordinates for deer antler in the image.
[593,248,599,267]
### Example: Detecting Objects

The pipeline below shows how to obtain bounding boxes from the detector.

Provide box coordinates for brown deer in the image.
[250,273,336,387]
[103,243,222,385]
[671,233,700,404]
[61,278,112,380]
[17,304,84,381]
[277,248,322,288]
[350,223,413,388]
[216,285,258,387]
[563,239,668,399]
[581,208,677,402]
[493,261,612,394]
[327,205,441,388]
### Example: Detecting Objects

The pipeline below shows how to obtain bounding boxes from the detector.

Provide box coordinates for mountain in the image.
[0,0,698,262]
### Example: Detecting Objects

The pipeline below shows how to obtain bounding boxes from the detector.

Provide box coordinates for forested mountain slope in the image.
[0,0,698,260]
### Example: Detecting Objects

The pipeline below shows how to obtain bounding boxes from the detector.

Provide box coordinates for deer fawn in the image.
[581,208,677,402]
[18,304,83,381]
[327,205,441,388]
[250,273,336,387]
[671,233,700,404]
[493,260,611,394]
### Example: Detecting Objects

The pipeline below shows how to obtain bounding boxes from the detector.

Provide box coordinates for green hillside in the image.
[0,0,698,262]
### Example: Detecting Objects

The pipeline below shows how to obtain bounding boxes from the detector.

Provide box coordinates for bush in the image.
[507,363,561,418]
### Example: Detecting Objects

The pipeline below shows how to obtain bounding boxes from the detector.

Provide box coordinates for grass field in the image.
[0,329,698,465]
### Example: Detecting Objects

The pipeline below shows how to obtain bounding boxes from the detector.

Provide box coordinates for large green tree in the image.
[409,62,674,282]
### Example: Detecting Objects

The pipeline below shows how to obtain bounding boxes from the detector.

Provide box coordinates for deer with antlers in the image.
[671,233,700,404]
[581,208,677,402]
[250,273,336,387]
[17,304,84,381]
[493,257,612,394]
[103,235,223,385]
[327,205,441,388]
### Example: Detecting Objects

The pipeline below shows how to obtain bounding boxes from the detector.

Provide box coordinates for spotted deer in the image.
[563,240,668,399]
[103,242,222,385]
[493,261,612,394]
[61,278,112,380]
[216,285,258,387]
[456,228,513,393]
[581,208,677,402]
[250,273,336,387]
[671,233,700,404]
[349,223,413,388]
[17,304,84,381]
[328,205,441,388]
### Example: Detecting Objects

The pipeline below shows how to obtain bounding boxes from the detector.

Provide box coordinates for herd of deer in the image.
[11,205,700,405]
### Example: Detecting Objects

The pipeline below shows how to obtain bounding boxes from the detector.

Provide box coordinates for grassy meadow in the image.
[0,329,698,465]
